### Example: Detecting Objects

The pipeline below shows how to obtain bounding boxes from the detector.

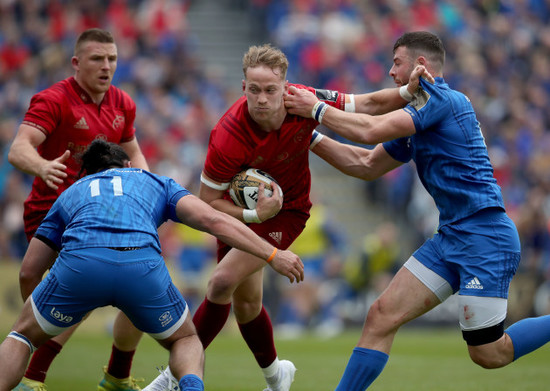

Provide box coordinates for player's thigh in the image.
[11,298,53,348]
[211,247,266,290]
[158,313,198,349]
[114,255,189,339]
[233,268,263,305]
[369,265,441,324]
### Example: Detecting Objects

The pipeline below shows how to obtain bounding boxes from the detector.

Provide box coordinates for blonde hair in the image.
[242,44,289,80]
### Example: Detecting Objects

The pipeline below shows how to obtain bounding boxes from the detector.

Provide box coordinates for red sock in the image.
[24,340,63,382]
[238,306,277,368]
[107,344,135,379]
[192,297,231,349]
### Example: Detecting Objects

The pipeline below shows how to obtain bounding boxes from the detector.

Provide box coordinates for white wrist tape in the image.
[311,101,328,123]
[345,94,356,112]
[310,130,324,149]
[243,208,261,223]
[399,85,413,102]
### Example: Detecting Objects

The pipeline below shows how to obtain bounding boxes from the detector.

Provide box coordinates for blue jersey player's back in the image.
[36,168,190,253]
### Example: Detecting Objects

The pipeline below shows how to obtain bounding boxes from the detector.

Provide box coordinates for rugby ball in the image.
[229,168,282,209]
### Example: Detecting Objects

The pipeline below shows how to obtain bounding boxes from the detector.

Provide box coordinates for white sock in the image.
[262,357,280,383]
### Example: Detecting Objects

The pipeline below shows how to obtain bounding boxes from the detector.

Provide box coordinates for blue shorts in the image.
[31,247,188,339]
[413,208,521,298]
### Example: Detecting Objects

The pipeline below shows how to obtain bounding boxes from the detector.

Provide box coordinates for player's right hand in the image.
[40,150,70,190]
[269,249,305,283]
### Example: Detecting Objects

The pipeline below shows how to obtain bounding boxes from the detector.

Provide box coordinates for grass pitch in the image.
[10,325,550,390]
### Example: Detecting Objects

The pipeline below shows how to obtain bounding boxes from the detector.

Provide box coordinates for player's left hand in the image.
[284,86,319,117]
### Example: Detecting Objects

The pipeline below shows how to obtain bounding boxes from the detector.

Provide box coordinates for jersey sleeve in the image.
[290,83,346,111]
[202,110,251,185]
[34,197,70,250]
[403,78,449,133]
[118,88,137,143]
[383,137,412,163]
[165,177,191,223]
[22,92,62,135]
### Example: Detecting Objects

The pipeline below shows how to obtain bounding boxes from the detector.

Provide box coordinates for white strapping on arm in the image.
[200,173,230,191]
[345,94,356,112]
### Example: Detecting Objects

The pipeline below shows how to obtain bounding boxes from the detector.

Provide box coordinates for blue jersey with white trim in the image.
[35,168,190,253]
[383,77,504,228]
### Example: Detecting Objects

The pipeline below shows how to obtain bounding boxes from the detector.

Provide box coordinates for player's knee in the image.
[469,349,508,369]
[365,298,399,334]
[464,322,511,369]
[207,271,237,298]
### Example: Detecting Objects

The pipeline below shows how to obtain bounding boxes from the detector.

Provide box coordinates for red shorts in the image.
[216,209,310,262]
[23,200,51,243]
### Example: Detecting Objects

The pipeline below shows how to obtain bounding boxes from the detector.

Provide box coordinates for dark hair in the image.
[393,31,445,70]
[74,28,115,56]
[78,139,129,177]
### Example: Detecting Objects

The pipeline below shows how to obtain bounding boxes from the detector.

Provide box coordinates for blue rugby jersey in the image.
[383,77,504,228]
[35,168,190,252]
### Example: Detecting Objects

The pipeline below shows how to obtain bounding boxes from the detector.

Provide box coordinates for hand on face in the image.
[284,86,319,118]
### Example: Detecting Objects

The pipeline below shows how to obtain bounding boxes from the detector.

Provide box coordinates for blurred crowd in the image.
[1,0,550,332]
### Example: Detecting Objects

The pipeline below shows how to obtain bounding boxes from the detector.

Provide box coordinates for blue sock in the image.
[179,374,204,391]
[335,347,389,391]
[505,315,550,361]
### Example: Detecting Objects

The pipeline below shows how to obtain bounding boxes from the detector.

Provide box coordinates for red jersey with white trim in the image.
[203,83,345,213]
[21,76,137,237]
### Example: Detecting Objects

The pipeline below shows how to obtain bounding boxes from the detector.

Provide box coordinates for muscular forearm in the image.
[209,213,275,260]
[312,137,377,181]
[355,88,408,115]
[8,140,48,177]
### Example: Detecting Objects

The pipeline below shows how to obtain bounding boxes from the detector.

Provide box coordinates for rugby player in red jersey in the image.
[143,43,420,391]
[8,28,147,391]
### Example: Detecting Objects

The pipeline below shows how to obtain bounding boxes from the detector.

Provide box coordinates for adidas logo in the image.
[269,231,282,245]
[74,117,89,129]
[465,277,483,289]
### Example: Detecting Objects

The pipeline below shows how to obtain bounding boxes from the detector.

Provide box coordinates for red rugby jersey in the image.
[21,76,136,235]
[203,83,346,213]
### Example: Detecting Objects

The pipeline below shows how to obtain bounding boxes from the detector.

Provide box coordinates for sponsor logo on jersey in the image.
[277,152,289,161]
[112,114,125,129]
[465,277,483,290]
[269,231,282,245]
[159,311,173,327]
[74,116,89,129]
[50,307,73,323]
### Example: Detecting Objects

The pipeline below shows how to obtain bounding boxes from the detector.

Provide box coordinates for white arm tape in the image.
[399,85,413,102]
[200,173,229,191]
[243,208,261,223]
[345,94,356,112]
[310,130,324,149]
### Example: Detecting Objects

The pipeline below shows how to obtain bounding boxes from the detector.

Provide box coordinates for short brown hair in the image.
[393,31,445,71]
[74,28,115,56]
[242,44,289,80]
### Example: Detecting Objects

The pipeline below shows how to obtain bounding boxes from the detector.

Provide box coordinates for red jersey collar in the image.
[68,76,110,105]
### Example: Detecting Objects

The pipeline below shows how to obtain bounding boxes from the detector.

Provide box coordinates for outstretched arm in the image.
[175,194,304,283]
[288,88,416,145]
[311,134,402,181]
[8,124,70,190]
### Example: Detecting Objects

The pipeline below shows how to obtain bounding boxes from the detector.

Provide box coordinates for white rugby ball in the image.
[229,168,283,209]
